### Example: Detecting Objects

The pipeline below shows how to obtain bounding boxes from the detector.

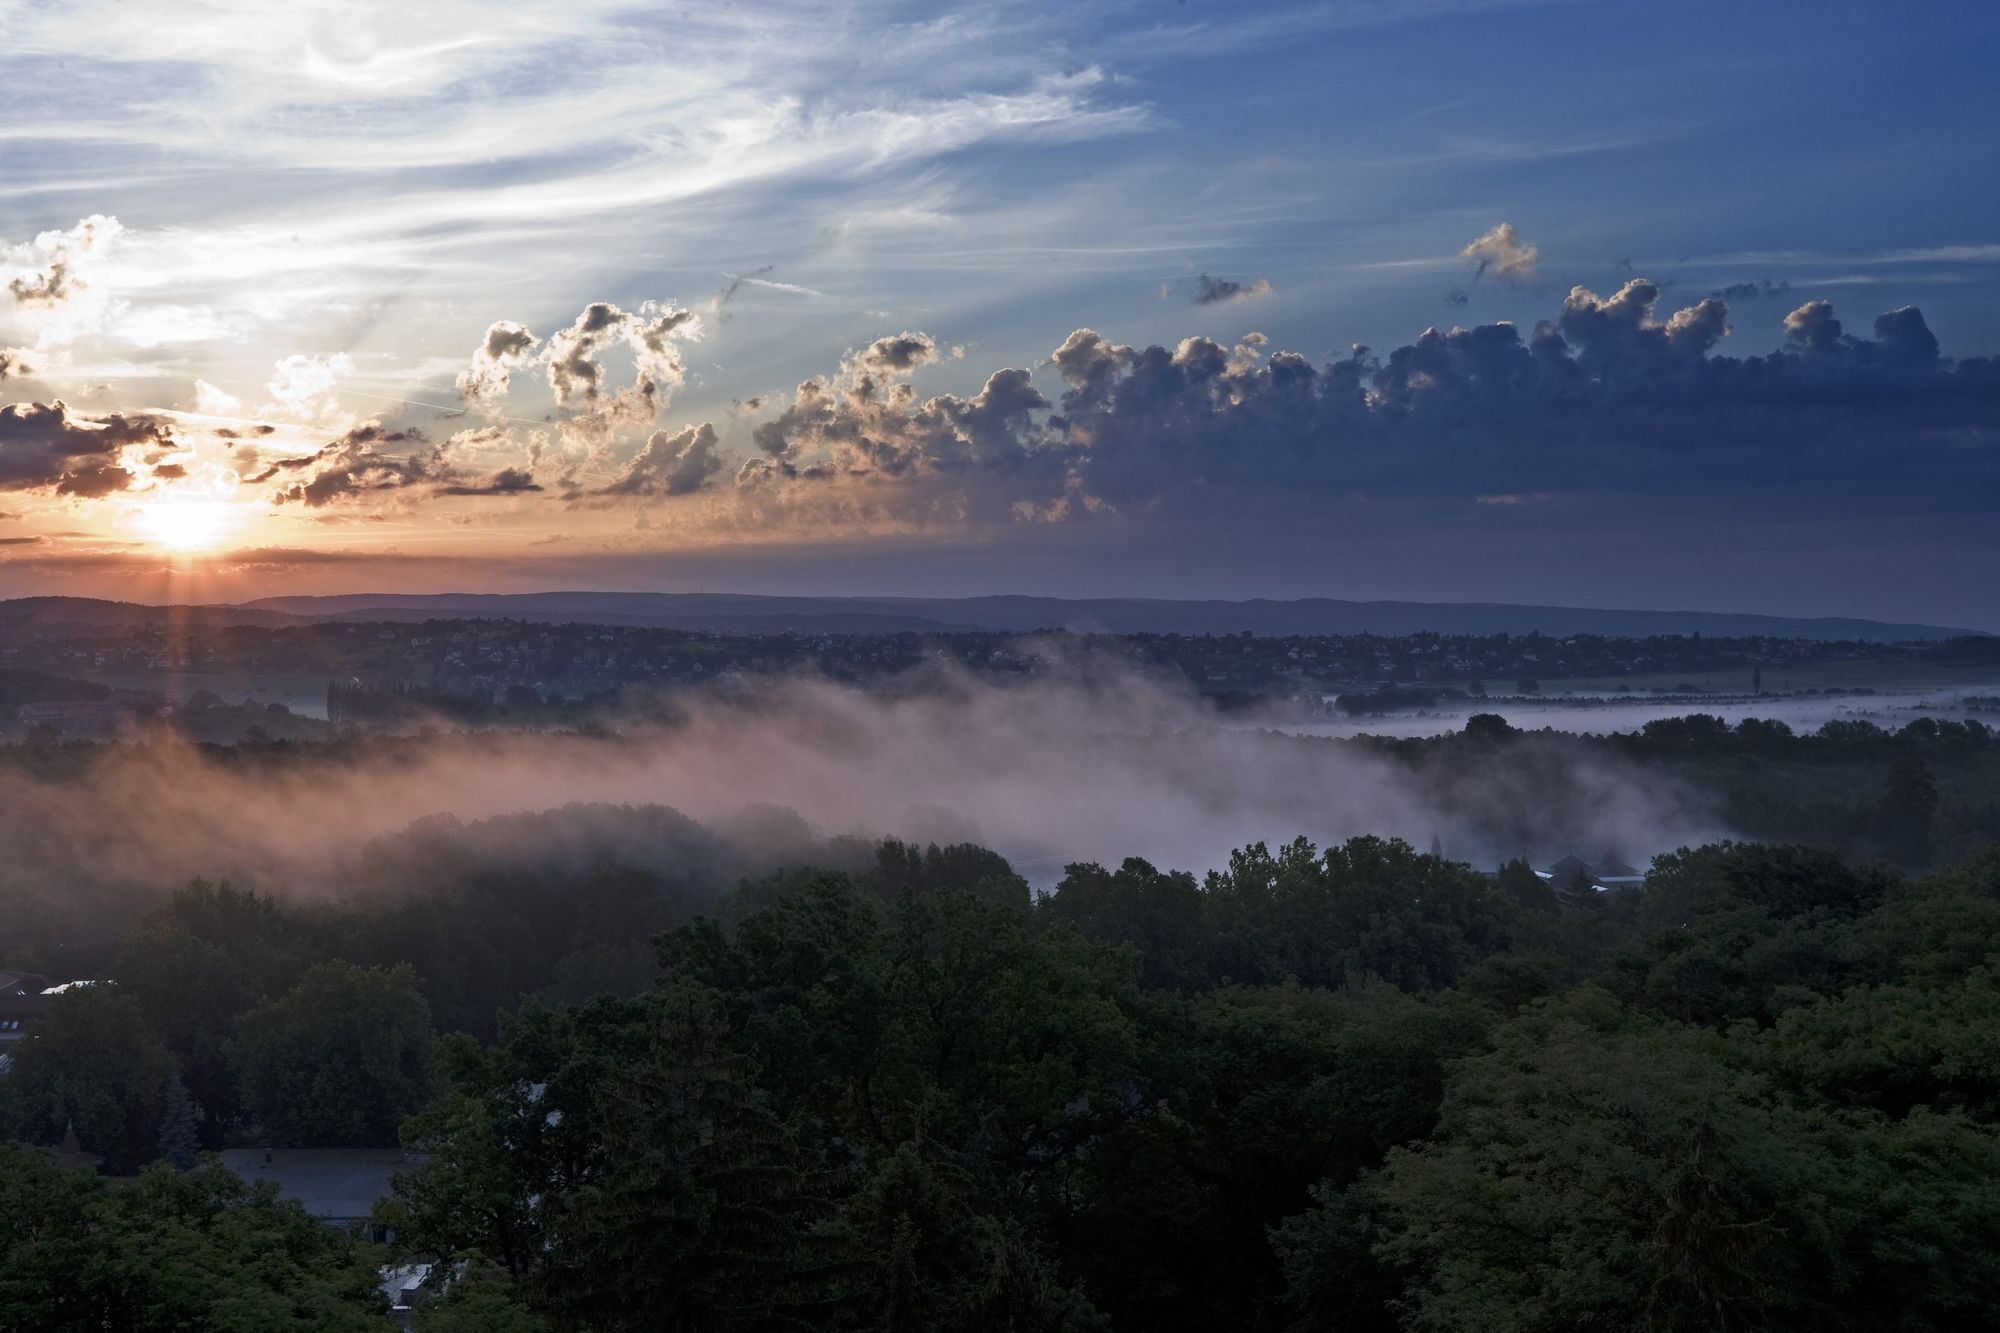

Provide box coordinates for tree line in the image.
[5,831,2000,1329]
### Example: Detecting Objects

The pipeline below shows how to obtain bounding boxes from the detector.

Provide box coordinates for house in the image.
[1540,853,1647,898]
[217,1148,429,1240]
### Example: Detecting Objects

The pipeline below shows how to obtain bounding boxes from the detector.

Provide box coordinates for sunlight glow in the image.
[135,498,238,552]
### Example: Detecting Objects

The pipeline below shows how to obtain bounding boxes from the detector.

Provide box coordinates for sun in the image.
[136,498,237,552]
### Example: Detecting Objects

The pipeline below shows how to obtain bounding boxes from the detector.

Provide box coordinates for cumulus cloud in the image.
[738,332,1051,510]
[0,349,28,379]
[1462,222,1538,281]
[257,422,441,506]
[539,300,701,408]
[4,214,121,310]
[454,320,538,406]
[438,300,703,473]
[262,352,356,425]
[1191,273,1273,306]
[0,399,170,497]
[855,331,940,374]
[713,282,1996,536]
[192,379,242,416]
[596,422,725,498]
[253,419,552,507]
[2,215,126,355]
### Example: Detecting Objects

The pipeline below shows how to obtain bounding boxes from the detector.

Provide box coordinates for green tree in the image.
[1356,989,2000,1332]
[114,919,262,1141]
[543,982,848,1332]
[0,985,178,1173]
[232,961,435,1146]
[156,1075,199,1170]
[1880,753,1940,867]
[840,1137,1107,1332]
[0,1143,383,1331]
[411,1259,550,1333]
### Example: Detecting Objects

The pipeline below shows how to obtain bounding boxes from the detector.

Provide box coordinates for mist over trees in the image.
[0,700,1996,1328]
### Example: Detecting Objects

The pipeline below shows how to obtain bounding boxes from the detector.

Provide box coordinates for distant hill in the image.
[2,592,1982,641]
[219,592,1986,641]
[0,597,301,629]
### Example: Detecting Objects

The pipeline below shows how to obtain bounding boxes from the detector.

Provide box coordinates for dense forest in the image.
[6,804,2000,1328]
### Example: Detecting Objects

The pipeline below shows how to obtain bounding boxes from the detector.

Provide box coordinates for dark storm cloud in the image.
[0,400,170,495]
[1191,274,1273,306]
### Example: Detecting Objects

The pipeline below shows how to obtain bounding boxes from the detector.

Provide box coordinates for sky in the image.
[0,0,1995,626]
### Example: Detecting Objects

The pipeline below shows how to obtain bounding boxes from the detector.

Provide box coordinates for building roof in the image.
[218,1148,428,1222]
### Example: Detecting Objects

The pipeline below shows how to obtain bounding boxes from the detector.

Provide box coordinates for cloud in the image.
[454,320,538,406]
[1,215,127,355]
[255,418,552,507]
[739,332,1049,507]
[436,467,543,497]
[855,331,941,374]
[440,301,705,470]
[260,422,443,506]
[263,352,356,425]
[0,399,170,496]
[542,300,701,407]
[708,282,1996,538]
[1191,274,1274,306]
[0,349,28,379]
[710,266,826,326]
[192,379,243,415]
[4,215,122,310]
[1462,222,1538,281]
[1708,280,1792,302]
[596,422,725,498]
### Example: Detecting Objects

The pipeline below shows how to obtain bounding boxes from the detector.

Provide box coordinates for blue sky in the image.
[0,0,1995,623]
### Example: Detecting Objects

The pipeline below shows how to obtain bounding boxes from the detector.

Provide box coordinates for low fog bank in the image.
[0,664,1729,925]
